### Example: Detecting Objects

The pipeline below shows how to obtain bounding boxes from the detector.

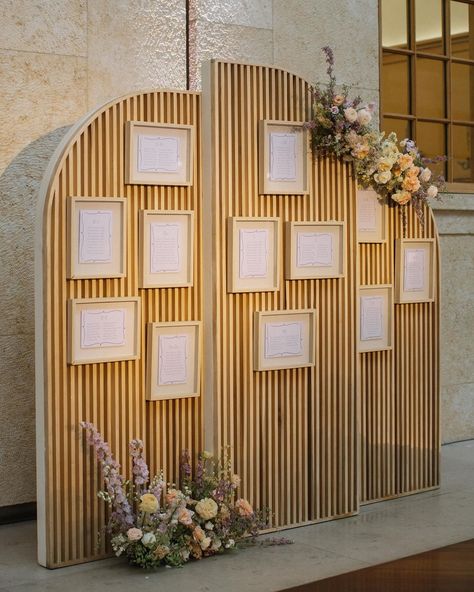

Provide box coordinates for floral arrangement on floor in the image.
[305,46,445,228]
[81,422,291,569]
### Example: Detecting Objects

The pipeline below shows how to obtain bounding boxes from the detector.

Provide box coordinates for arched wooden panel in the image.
[202,61,359,526]
[36,90,203,568]
[358,205,440,503]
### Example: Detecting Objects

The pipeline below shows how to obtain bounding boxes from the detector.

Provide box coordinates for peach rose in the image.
[402,175,420,192]
[235,498,253,517]
[392,191,412,205]
[333,94,345,105]
[398,153,413,171]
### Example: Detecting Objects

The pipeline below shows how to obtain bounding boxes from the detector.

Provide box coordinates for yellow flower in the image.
[202,450,213,459]
[139,493,158,513]
[195,497,218,520]
[235,498,253,517]
[392,191,412,205]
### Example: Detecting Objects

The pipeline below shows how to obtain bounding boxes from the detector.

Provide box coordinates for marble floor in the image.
[0,440,473,592]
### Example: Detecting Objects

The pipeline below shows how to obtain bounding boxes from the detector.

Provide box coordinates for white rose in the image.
[374,171,391,184]
[141,532,156,547]
[357,109,372,126]
[344,107,358,123]
[205,521,214,530]
[225,538,235,549]
[420,168,432,183]
[200,537,212,550]
[427,185,438,198]
[211,538,222,551]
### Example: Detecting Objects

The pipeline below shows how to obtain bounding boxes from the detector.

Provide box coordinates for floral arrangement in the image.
[306,47,444,227]
[81,422,290,569]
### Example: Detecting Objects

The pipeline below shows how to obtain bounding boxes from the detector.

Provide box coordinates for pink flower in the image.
[127,527,143,542]
[235,498,253,517]
[178,507,194,526]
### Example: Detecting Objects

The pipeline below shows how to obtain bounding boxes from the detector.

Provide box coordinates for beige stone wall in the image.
[432,197,474,444]
[0,0,187,507]
[0,0,471,508]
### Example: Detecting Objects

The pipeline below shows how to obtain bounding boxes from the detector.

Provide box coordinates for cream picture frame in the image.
[357,285,393,352]
[394,238,435,303]
[285,221,345,279]
[125,121,194,186]
[227,217,280,293]
[146,321,201,400]
[356,189,386,243]
[67,297,140,365]
[139,210,194,288]
[67,197,127,279]
[253,309,316,371]
[259,120,309,195]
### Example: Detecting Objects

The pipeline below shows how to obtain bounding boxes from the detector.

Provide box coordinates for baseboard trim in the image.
[0,502,37,525]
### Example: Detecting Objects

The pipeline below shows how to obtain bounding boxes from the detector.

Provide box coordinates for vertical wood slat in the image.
[202,61,359,528]
[38,90,202,567]
[359,204,440,504]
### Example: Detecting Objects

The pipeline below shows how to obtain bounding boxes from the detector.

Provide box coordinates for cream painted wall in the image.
[0,0,471,508]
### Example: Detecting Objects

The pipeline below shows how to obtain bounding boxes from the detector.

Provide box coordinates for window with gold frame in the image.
[380,0,474,188]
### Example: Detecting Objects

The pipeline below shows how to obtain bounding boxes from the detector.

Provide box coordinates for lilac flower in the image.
[330,106,339,115]
[180,449,192,483]
[81,422,134,529]
[129,439,149,488]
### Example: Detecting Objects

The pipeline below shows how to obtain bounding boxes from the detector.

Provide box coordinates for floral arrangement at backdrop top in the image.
[81,423,291,569]
[305,47,445,231]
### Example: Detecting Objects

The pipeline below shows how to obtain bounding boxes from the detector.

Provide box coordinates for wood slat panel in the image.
[202,61,358,527]
[36,90,202,567]
[359,205,440,503]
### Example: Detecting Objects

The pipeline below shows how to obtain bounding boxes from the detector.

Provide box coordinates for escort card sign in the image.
[125,121,193,186]
[67,297,140,364]
[259,121,308,194]
[357,285,393,352]
[146,321,201,400]
[227,217,280,293]
[67,197,126,279]
[394,239,435,303]
[357,189,386,243]
[285,221,345,279]
[139,210,194,288]
[253,309,316,371]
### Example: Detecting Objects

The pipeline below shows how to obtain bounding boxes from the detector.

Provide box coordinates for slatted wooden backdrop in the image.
[358,206,440,503]
[36,61,440,569]
[202,61,359,527]
[36,90,203,568]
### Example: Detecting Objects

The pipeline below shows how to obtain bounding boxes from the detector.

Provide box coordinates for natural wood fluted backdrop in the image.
[36,91,202,568]
[202,61,359,527]
[37,62,440,569]
[358,206,440,503]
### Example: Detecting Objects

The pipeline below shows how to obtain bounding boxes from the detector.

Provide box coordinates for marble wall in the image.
[0,0,471,508]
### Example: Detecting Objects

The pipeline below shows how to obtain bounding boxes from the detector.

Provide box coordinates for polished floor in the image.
[281,539,474,592]
[0,441,473,592]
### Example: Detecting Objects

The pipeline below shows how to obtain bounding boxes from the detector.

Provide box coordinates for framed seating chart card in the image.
[394,239,435,303]
[67,297,140,365]
[253,309,316,371]
[259,120,309,195]
[356,189,386,243]
[227,217,280,293]
[67,197,126,279]
[125,121,194,186]
[357,285,393,352]
[146,321,201,400]
[139,210,194,288]
[285,221,345,279]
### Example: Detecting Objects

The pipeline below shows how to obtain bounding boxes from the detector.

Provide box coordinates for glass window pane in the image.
[452,63,474,121]
[382,117,411,142]
[382,53,411,114]
[416,0,444,54]
[451,1,474,59]
[416,122,447,178]
[416,58,446,118]
[381,0,408,48]
[453,125,474,182]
